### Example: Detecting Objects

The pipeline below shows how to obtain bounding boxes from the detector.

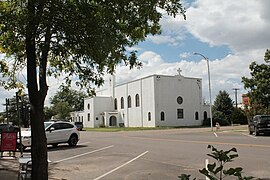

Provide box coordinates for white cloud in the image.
[126,46,142,52]
[145,11,186,46]
[179,52,191,58]
[147,35,180,46]
[0,87,17,111]
[185,0,270,52]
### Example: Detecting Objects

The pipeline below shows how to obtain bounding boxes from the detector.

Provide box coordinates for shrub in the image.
[179,145,254,180]
[230,108,248,125]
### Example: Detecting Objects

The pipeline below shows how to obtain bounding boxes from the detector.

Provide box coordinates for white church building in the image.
[70,72,210,128]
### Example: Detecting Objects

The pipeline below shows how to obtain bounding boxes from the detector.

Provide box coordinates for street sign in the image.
[0,132,17,151]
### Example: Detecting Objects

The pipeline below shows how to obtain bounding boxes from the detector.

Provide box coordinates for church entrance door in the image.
[109,116,117,126]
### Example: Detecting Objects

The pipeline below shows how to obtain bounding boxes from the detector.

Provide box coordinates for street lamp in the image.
[193,52,213,131]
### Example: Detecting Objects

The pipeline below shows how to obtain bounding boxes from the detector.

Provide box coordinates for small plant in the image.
[179,145,254,180]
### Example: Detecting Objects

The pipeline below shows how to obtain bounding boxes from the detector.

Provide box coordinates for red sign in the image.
[0,132,17,151]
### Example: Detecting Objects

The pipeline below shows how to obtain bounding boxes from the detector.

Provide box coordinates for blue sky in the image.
[1,0,270,111]
[137,32,231,63]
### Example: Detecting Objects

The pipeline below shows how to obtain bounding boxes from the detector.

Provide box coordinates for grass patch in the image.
[84,127,173,132]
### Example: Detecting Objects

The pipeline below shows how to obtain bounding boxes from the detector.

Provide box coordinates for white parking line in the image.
[241,133,257,138]
[214,132,218,137]
[93,151,149,180]
[52,145,114,163]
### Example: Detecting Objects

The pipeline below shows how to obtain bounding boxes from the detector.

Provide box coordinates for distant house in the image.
[242,94,250,109]
[70,72,210,128]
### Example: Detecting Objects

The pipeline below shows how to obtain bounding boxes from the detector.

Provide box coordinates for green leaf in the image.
[224,168,237,175]
[213,165,223,174]
[207,163,216,172]
[199,168,209,176]
[178,174,196,180]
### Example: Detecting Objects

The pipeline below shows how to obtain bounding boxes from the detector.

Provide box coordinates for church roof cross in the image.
[177,68,182,75]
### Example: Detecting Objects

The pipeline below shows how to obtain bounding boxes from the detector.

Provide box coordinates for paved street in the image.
[46,126,270,180]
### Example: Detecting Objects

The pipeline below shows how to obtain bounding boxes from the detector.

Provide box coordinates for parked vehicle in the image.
[74,122,83,131]
[248,115,270,136]
[0,124,18,133]
[18,121,80,150]
[0,124,10,133]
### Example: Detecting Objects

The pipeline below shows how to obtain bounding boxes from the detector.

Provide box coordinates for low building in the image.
[242,94,250,109]
[70,72,210,128]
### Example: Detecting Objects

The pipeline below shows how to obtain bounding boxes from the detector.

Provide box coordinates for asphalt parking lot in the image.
[45,126,270,180]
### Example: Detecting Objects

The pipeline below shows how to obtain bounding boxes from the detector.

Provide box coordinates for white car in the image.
[18,121,80,150]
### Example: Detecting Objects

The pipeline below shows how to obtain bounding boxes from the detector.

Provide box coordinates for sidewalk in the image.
[0,154,19,180]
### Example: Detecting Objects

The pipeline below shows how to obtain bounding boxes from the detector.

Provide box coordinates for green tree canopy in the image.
[265,49,270,63]
[0,112,4,123]
[212,90,234,125]
[1,94,30,127]
[230,107,247,125]
[214,90,234,115]
[242,61,270,111]
[45,85,87,120]
[50,85,87,111]
[52,101,72,120]
[0,1,186,179]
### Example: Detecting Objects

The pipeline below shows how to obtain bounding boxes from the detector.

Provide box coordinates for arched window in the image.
[204,111,208,120]
[161,112,165,121]
[128,95,131,108]
[121,97,124,109]
[195,112,199,120]
[114,98,117,110]
[87,113,90,121]
[135,94,140,107]
[87,103,90,109]
[148,112,151,121]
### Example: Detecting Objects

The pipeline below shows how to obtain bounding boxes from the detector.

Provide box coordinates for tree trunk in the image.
[26,38,49,180]
[30,102,48,180]
[26,1,48,179]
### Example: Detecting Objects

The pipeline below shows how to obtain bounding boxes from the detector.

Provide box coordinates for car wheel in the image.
[68,134,78,147]
[254,127,259,136]
[52,143,58,148]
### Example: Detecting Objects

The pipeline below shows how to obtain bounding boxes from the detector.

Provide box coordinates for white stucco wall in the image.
[114,76,156,127]
[141,76,156,127]
[114,84,128,126]
[126,80,143,127]
[154,75,203,127]
[83,98,94,128]
[82,96,114,127]
[70,111,84,122]
[92,96,114,127]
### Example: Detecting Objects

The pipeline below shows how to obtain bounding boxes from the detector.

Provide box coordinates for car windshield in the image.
[261,116,270,121]
[44,122,53,129]
[19,122,53,131]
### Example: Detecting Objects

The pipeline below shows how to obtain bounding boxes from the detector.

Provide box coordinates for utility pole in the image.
[232,88,239,108]
[6,98,9,124]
